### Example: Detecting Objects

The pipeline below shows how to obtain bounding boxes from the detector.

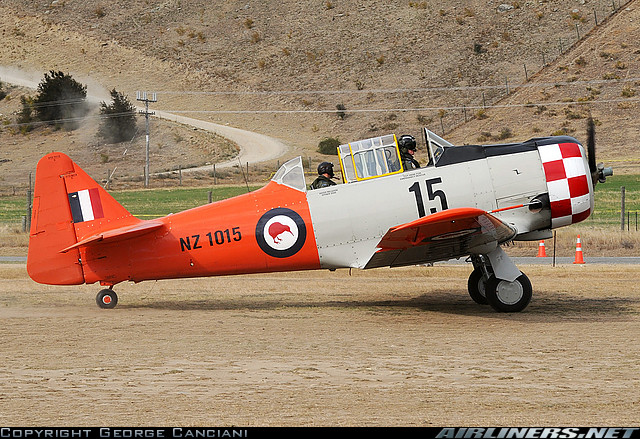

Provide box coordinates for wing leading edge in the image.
[364,207,516,269]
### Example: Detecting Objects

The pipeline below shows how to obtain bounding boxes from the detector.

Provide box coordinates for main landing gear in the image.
[96,288,118,309]
[468,254,532,312]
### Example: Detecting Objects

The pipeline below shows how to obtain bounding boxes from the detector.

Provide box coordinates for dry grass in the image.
[0,224,28,256]
[507,227,640,257]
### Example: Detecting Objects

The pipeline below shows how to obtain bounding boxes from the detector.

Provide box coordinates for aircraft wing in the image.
[364,207,516,269]
[60,220,164,253]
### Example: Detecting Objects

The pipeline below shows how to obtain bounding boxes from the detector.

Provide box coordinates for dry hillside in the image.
[0,0,638,189]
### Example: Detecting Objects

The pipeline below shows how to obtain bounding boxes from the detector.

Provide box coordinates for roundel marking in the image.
[256,208,307,258]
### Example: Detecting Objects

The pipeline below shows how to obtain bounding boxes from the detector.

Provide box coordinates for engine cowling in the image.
[538,141,594,229]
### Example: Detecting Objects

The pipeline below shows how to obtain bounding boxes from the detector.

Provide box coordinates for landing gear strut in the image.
[96,288,118,309]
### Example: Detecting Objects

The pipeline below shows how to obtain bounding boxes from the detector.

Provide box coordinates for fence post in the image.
[25,189,32,233]
[621,186,626,231]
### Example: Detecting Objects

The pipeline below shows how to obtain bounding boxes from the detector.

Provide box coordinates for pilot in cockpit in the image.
[310,161,338,189]
[398,135,420,171]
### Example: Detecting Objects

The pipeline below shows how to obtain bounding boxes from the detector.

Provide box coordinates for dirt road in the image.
[1,263,639,426]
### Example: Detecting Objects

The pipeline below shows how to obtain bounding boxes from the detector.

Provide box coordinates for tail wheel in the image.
[467,268,489,305]
[96,289,118,309]
[485,273,532,312]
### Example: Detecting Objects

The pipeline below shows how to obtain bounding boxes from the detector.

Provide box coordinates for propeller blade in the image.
[586,117,597,174]
[585,117,613,184]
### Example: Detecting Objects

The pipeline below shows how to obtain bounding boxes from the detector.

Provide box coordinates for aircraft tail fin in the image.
[27,152,137,285]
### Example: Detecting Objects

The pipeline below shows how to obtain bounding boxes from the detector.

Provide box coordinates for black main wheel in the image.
[96,289,118,309]
[467,268,489,305]
[485,273,532,312]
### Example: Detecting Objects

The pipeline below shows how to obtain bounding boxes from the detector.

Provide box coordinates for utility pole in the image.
[136,91,157,188]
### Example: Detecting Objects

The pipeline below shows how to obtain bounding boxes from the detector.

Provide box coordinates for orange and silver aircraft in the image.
[27,120,612,312]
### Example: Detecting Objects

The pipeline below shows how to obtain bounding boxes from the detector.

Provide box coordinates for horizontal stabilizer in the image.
[60,220,164,253]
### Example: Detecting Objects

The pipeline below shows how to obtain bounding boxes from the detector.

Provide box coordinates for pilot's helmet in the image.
[317,161,334,178]
[398,135,417,153]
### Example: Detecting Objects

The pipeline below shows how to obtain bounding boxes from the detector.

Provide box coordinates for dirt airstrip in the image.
[0,263,639,426]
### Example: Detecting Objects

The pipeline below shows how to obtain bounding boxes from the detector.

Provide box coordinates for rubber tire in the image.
[467,269,489,305]
[485,273,532,312]
[96,289,118,309]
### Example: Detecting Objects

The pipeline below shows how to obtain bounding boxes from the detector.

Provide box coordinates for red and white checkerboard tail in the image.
[538,141,594,229]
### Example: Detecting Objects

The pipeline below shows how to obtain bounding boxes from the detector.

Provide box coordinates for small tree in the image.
[33,70,88,130]
[97,88,137,143]
[17,96,35,134]
[0,80,7,101]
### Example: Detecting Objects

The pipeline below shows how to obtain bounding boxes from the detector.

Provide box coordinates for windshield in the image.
[423,128,452,166]
[271,156,306,191]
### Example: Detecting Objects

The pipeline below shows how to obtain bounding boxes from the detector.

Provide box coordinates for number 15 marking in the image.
[408,177,449,218]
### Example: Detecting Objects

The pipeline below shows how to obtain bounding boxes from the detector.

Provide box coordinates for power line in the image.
[154,97,640,115]
[1,111,139,129]
[3,97,637,128]
[151,77,640,96]
[4,77,636,113]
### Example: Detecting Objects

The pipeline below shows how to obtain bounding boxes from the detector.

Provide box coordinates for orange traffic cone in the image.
[537,240,547,257]
[573,235,585,264]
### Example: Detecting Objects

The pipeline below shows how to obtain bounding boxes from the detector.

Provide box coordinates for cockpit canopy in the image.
[338,134,402,183]
[337,128,453,184]
[270,127,456,189]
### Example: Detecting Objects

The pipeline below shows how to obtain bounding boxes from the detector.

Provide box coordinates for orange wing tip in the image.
[60,220,164,253]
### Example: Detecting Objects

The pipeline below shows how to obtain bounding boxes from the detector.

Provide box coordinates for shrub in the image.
[317,137,340,155]
[17,96,34,134]
[33,70,88,130]
[473,43,486,54]
[97,88,137,143]
[497,127,513,140]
